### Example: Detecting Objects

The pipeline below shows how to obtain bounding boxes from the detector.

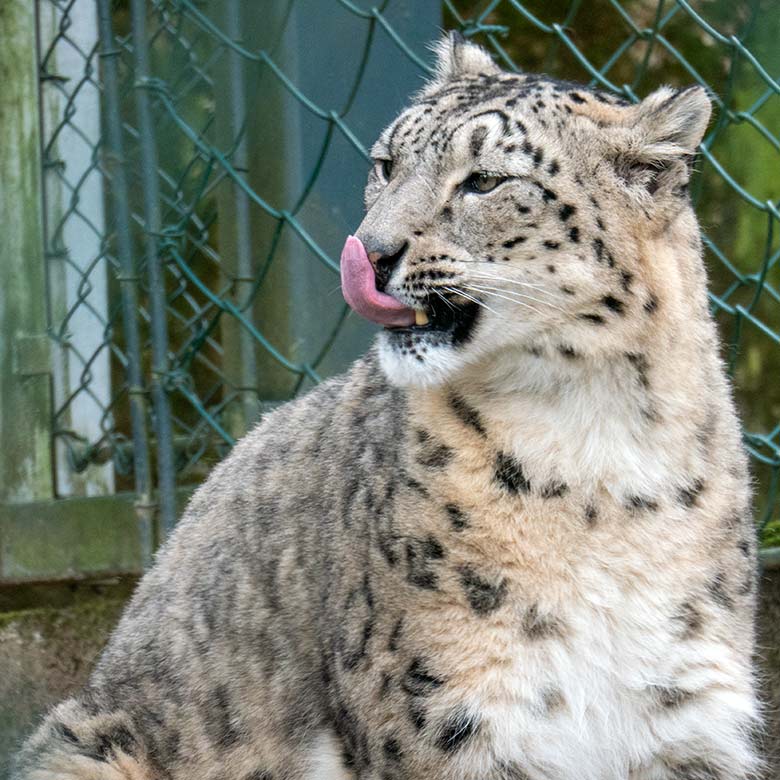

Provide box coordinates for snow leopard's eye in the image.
[463,171,505,194]
[375,158,394,182]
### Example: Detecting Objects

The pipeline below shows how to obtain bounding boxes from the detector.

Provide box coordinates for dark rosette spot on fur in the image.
[495,452,531,494]
[384,737,403,761]
[602,295,625,314]
[402,658,445,697]
[94,726,136,760]
[435,708,481,751]
[540,687,566,715]
[388,616,404,652]
[626,352,650,389]
[405,536,445,590]
[644,293,659,314]
[378,532,401,567]
[333,702,371,771]
[678,478,704,508]
[663,758,724,779]
[707,571,735,610]
[448,392,486,436]
[626,494,658,512]
[541,480,569,498]
[409,700,427,731]
[379,672,393,699]
[502,236,526,248]
[458,565,509,615]
[416,433,454,469]
[578,313,605,325]
[470,126,488,157]
[559,203,576,221]
[339,574,375,670]
[652,685,695,709]
[403,475,429,497]
[674,600,704,639]
[558,344,578,359]
[445,503,469,530]
[204,684,246,749]
[522,604,565,639]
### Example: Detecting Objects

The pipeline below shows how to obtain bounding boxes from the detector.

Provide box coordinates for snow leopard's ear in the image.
[628,85,711,160]
[611,85,711,195]
[429,31,501,84]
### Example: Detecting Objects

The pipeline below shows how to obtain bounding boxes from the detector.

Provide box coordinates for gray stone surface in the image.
[0,579,135,775]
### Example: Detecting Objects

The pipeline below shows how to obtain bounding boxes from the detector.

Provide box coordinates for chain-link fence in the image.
[31,0,780,550]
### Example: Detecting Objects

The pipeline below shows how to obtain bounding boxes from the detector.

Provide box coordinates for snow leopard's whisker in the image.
[468,272,548,288]
[467,272,561,298]
[457,267,560,297]
[432,288,457,312]
[455,259,547,274]
[465,283,568,314]
[461,284,546,317]
[464,280,551,305]
[461,287,543,317]
[441,286,500,315]
[468,285,565,317]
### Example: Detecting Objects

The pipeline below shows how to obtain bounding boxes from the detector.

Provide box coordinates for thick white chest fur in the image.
[475,573,754,779]
[392,361,756,779]
[312,564,755,780]
[472,351,706,503]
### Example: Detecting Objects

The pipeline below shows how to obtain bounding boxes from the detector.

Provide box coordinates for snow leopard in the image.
[14,33,761,780]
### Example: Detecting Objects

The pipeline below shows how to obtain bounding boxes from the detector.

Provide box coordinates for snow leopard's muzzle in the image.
[340,235,480,348]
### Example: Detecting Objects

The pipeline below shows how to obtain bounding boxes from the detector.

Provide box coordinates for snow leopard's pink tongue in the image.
[340,235,415,327]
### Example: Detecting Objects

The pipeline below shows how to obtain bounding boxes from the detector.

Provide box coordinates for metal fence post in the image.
[215,0,260,439]
[0,0,54,504]
[97,0,155,568]
[130,0,177,540]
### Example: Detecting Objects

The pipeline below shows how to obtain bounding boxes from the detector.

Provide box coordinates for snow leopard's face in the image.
[346,37,710,388]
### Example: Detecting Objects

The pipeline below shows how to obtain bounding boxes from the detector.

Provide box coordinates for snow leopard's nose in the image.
[362,239,408,293]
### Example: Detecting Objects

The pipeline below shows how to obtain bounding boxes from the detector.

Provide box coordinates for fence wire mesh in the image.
[36,0,780,543]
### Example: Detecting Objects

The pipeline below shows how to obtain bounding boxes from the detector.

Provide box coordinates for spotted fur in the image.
[14,34,760,780]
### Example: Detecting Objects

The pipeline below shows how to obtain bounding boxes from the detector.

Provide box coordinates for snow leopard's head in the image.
[341,33,711,388]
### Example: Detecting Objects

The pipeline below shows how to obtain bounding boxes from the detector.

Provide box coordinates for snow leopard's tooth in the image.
[415,310,430,326]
